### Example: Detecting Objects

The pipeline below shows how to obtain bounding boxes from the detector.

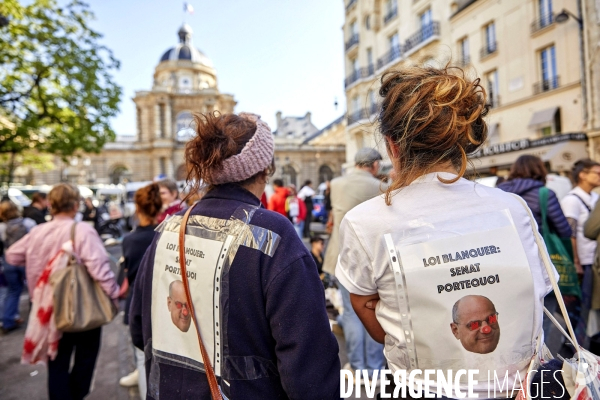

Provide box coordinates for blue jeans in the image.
[3,261,25,329]
[337,283,385,374]
[293,220,304,239]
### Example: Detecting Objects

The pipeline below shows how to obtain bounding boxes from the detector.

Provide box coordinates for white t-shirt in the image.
[336,172,554,398]
[561,186,599,266]
[297,186,315,201]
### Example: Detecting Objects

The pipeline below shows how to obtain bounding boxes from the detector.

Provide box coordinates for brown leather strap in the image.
[178,206,223,400]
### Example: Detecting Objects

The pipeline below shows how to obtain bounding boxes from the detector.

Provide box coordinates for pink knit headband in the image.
[206,112,274,185]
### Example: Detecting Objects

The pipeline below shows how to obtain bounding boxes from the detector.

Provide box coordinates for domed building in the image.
[31,24,236,184]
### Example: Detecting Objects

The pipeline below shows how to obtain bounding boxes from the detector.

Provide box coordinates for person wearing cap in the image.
[129,112,340,399]
[322,147,385,383]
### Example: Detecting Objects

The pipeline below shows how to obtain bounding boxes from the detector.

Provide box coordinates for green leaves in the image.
[0,0,122,159]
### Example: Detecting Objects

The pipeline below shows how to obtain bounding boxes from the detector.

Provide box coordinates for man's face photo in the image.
[450,295,500,354]
[167,280,191,332]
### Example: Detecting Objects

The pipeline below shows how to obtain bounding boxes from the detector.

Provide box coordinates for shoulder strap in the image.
[538,187,550,235]
[570,193,592,212]
[178,206,223,400]
[71,222,77,253]
[510,194,580,351]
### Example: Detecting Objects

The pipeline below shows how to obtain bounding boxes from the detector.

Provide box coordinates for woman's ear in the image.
[385,136,399,158]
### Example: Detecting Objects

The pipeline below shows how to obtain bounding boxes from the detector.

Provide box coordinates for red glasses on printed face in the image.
[465,313,499,331]
[174,301,189,310]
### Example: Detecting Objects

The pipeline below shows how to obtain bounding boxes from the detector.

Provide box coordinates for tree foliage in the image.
[0,0,122,160]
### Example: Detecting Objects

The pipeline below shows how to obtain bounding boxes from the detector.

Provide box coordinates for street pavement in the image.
[0,222,375,400]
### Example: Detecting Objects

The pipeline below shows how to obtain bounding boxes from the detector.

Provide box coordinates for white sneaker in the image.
[342,363,360,386]
[119,369,139,387]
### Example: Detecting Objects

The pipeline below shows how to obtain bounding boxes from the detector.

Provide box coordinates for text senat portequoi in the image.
[340,369,569,399]
[421,245,503,294]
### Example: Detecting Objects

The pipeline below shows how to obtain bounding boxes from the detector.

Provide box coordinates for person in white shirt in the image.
[561,159,600,324]
[336,65,555,398]
[297,180,316,238]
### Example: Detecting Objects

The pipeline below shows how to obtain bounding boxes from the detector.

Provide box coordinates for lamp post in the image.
[556,1,588,128]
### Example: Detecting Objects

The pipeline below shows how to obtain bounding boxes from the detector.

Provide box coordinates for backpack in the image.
[5,218,28,249]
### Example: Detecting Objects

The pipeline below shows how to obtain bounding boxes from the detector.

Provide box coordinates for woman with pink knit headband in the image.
[129,111,340,400]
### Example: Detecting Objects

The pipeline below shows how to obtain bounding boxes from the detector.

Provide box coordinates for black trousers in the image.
[48,327,102,400]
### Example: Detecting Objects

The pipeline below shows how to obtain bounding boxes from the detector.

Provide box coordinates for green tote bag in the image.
[539,186,581,298]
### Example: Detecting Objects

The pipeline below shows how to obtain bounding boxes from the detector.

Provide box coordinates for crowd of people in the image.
[2,64,600,400]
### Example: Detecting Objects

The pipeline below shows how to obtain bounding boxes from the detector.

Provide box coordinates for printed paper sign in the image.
[397,223,535,381]
[151,230,231,376]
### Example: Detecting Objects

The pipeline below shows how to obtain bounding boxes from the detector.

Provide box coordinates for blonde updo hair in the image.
[48,183,80,214]
[378,65,489,205]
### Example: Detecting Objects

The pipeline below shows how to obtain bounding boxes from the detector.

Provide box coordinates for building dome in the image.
[159,24,213,67]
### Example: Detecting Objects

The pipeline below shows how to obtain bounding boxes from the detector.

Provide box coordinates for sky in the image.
[76,0,347,135]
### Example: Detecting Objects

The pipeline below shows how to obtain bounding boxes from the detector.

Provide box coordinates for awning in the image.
[470,133,588,172]
[528,107,558,129]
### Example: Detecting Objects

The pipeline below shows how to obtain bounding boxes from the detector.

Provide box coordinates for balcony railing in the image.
[345,34,359,52]
[457,55,471,67]
[347,104,379,125]
[531,13,555,33]
[376,46,402,69]
[480,41,497,60]
[346,0,358,11]
[533,76,560,94]
[488,95,500,109]
[384,7,398,25]
[404,21,440,53]
[344,65,376,87]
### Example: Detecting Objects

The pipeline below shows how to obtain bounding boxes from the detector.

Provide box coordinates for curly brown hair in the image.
[378,65,489,205]
[135,183,162,219]
[184,112,274,195]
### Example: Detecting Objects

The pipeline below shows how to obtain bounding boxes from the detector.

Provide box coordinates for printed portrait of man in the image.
[450,295,500,354]
[167,280,191,333]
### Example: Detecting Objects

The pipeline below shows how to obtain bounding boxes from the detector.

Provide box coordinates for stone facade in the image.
[272,113,346,187]
[28,24,235,185]
[342,0,591,174]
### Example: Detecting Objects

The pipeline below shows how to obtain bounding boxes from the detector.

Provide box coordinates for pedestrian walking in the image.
[157,179,185,224]
[23,192,49,225]
[82,197,100,231]
[119,183,162,398]
[5,183,119,400]
[322,146,385,384]
[561,159,600,348]
[336,65,556,398]
[267,178,288,216]
[0,201,36,333]
[498,155,571,238]
[285,185,307,239]
[498,155,574,352]
[129,112,340,399]
[298,180,315,237]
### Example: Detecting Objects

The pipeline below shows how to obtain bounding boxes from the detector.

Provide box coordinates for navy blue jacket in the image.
[130,184,340,400]
[497,178,571,238]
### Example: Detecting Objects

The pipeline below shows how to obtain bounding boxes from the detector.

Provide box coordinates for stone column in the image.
[154,104,161,138]
[165,102,172,138]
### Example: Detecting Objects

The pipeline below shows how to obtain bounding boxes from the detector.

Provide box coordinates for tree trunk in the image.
[7,151,17,186]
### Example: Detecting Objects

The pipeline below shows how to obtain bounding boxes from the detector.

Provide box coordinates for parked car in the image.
[312,194,328,223]
[0,188,31,211]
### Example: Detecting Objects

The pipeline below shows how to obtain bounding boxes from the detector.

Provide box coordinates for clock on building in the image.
[176,111,196,141]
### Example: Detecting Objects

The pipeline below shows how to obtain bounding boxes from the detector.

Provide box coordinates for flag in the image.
[184,2,194,14]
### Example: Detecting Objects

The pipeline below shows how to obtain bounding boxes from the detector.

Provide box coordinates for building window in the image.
[540,45,558,91]
[389,33,400,51]
[539,0,553,27]
[367,48,373,73]
[541,126,552,136]
[484,22,497,54]
[351,20,358,36]
[384,0,398,24]
[420,8,434,40]
[459,37,470,66]
[351,95,360,113]
[368,90,377,114]
[485,70,499,108]
[365,15,371,30]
